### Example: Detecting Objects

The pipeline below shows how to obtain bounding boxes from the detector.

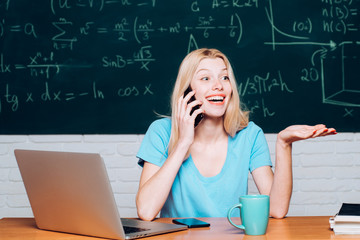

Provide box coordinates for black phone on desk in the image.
[184,87,203,127]
[172,218,210,228]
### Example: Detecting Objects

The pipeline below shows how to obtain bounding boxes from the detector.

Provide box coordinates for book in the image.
[336,203,360,222]
[330,203,360,235]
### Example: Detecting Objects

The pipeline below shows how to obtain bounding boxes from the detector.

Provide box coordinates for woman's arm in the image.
[252,124,336,218]
[136,90,203,221]
[136,140,190,221]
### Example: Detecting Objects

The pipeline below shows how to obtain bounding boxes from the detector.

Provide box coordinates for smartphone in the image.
[172,218,210,228]
[184,87,203,127]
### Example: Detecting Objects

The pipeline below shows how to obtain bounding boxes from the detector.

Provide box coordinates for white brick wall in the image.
[1,133,359,218]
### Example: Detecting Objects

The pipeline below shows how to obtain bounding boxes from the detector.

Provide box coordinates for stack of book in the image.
[330,203,360,235]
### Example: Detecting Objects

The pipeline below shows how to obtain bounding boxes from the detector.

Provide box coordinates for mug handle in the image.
[227,203,245,230]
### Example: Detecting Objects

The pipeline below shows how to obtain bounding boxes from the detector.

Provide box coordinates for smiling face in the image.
[190,57,232,118]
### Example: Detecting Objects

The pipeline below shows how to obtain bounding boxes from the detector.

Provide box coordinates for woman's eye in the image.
[222,76,229,80]
[201,77,209,81]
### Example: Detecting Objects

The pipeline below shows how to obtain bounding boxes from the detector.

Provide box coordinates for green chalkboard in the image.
[0,0,359,134]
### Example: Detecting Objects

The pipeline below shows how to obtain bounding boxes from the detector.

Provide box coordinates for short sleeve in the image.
[137,118,171,167]
[248,123,272,172]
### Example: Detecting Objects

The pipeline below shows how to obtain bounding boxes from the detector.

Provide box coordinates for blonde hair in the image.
[168,48,249,154]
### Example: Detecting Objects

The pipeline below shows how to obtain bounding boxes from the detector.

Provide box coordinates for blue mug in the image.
[227,195,270,235]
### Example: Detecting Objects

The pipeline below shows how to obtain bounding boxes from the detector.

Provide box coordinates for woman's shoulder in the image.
[238,121,263,134]
[232,121,265,141]
[146,117,172,136]
[149,117,171,128]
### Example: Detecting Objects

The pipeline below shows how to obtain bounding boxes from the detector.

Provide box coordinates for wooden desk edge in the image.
[1,216,360,239]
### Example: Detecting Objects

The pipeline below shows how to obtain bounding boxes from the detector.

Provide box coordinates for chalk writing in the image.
[50,0,156,15]
[238,71,293,97]
[0,81,155,113]
[264,0,359,110]
[0,0,359,133]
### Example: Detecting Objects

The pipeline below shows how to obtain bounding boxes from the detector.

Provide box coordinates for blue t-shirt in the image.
[137,118,272,218]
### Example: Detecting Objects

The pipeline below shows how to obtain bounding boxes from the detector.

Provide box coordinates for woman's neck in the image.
[194,117,227,144]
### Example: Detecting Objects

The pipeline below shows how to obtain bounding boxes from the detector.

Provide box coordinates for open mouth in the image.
[206,95,226,104]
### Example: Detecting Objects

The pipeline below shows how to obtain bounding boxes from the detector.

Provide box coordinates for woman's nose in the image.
[212,78,223,90]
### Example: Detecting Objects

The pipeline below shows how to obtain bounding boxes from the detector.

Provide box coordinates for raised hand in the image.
[278,124,337,145]
[176,90,204,144]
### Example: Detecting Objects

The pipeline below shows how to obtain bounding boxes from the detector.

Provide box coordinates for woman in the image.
[136,48,336,221]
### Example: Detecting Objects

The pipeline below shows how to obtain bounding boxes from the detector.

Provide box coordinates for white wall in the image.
[1,133,359,218]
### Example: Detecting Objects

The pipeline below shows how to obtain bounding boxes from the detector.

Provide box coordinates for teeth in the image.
[206,96,224,101]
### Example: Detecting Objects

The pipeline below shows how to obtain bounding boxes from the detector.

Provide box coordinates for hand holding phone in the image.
[184,87,203,127]
[172,218,210,228]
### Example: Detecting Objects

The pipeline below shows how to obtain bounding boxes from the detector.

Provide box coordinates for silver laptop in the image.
[14,149,187,239]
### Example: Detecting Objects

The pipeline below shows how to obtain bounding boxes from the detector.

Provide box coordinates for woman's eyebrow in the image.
[196,67,227,74]
[195,68,210,74]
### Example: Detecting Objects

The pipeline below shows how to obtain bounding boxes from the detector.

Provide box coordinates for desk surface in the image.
[1,216,360,240]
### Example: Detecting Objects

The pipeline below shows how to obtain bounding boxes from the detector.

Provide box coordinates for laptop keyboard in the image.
[123,226,150,234]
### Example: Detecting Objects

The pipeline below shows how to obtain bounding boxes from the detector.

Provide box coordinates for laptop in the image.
[14,149,187,239]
